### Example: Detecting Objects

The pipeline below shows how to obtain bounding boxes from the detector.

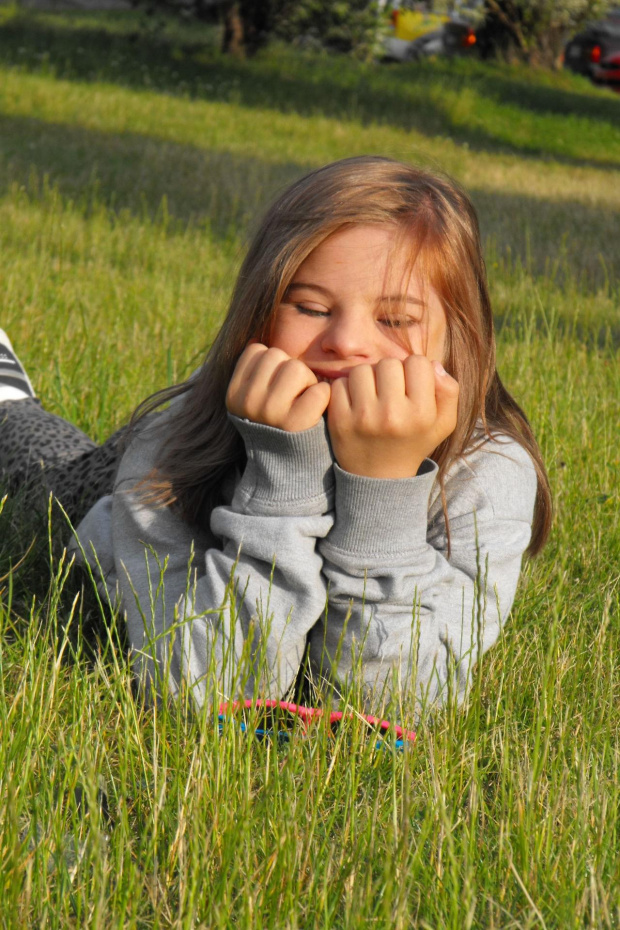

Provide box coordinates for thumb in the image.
[432,361,459,433]
[286,381,331,431]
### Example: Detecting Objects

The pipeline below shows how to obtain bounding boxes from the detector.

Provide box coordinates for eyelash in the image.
[294,304,419,328]
[295,304,329,318]
[379,317,418,329]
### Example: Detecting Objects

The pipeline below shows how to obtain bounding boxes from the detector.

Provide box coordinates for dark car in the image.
[407,18,478,60]
[592,50,620,90]
[564,8,620,82]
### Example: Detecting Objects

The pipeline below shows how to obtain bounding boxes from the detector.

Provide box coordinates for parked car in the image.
[384,6,478,62]
[564,7,620,85]
[591,50,620,90]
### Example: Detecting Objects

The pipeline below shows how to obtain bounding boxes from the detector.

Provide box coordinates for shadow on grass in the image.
[1,110,618,287]
[0,111,312,240]
[424,60,619,125]
[0,15,619,172]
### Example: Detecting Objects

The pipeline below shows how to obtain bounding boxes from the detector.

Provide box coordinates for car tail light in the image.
[461,29,477,47]
[590,44,602,63]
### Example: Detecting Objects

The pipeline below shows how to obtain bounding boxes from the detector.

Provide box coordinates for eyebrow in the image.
[286,282,333,298]
[286,283,425,306]
[377,294,426,307]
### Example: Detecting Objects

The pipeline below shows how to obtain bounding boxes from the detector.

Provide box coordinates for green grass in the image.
[0,8,619,927]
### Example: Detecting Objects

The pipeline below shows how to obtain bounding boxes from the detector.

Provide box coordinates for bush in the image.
[479,0,616,67]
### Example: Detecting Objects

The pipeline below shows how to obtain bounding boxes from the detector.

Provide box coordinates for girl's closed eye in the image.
[295,304,330,318]
[378,316,420,329]
[376,294,425,331]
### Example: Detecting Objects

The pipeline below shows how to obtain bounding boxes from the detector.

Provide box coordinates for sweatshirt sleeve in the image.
[308,437,537,714]
[112,413,334,706]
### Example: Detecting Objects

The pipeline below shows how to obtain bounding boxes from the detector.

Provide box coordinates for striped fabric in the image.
[0,330,35,400]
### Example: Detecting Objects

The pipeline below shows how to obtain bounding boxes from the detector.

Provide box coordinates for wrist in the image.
[229,414,334,516]
[333,441,428,480]
[322,461,437,560]
[336,457,426,479]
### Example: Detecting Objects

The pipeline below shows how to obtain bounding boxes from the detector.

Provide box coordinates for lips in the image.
[313,370,352,384]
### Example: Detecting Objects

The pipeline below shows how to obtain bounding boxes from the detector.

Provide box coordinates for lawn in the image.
[0,8,619,927]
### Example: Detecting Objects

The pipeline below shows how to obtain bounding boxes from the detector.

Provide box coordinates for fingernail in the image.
[433,361,447,377]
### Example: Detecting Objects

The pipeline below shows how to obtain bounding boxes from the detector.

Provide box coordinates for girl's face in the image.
[269,225,447,382]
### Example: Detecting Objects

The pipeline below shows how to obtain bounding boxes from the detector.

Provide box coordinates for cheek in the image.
[423,296,448,361]
[268,313,317,357]
[428,312,448,361]
[384,338,414,361]
[435,323,448,362]
[268,311,293,351]
[392,323,446,360]
[382,326,426,360]
[376,325,417,360]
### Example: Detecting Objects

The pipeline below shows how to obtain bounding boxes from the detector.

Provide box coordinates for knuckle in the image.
[265,346,288,364]
[382,406,405,434]
[240,343,266,369]
[377,357,400,374]
[247,342,267,357]
[286,357,312,381]
[349,363,372,383]
[356,410,379,436]
[262,395,283,423]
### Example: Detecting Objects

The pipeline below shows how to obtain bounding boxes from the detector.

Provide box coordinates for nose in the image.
[320,310,375,360]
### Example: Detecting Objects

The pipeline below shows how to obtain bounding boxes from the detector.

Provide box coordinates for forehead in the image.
[295,224,421,285]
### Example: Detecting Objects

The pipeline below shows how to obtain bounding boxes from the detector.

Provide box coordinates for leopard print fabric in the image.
[0,398,127,526]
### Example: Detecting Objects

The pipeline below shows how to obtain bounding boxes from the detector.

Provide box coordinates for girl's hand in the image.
[327,356,459,478]
[226,343,331,432]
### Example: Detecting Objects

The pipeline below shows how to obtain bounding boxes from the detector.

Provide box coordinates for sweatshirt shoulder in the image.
[115,406,175,488]
[115,384,198,488]
[465,434,537,515]
[467,434,537,485]
[435,435,538,526]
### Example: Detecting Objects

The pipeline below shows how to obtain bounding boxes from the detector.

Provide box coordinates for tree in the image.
[272,0,384,61]
[477,0,616,67]
[221,1,276,57]
[133,0,383,59]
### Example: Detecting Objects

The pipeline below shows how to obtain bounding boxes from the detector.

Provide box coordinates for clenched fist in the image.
[327,355,459,479]
[226,343,331,433]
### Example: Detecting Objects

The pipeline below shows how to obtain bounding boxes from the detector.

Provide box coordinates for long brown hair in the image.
[132,156,551,555]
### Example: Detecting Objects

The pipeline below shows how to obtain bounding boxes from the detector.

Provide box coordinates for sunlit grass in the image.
[1,53,618,289]
[0,9,618,928]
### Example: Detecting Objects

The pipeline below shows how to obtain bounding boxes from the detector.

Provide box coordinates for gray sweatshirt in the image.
[72,402,537,714]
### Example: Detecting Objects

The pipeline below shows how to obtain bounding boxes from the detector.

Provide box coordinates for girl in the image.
[0,156,551,715]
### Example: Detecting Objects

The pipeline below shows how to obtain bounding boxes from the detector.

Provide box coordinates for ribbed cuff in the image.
[230,415,334,516]
[322,461,437,560]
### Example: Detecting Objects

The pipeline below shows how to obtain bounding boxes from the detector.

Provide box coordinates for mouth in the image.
[313,370,351,385]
